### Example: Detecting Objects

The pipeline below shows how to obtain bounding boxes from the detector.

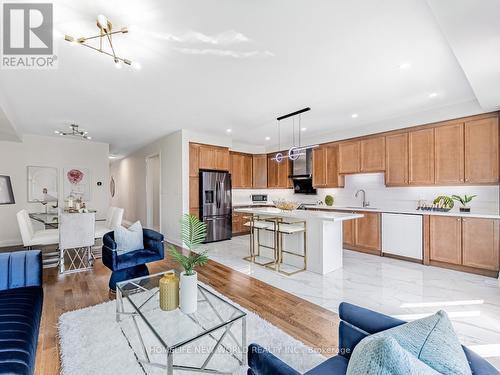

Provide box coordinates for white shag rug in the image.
[59,283,326,375]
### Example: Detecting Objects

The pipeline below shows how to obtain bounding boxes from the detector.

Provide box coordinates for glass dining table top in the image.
[29,212,103,227]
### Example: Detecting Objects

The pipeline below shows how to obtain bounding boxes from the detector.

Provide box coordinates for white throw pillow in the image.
[114,221,144,255]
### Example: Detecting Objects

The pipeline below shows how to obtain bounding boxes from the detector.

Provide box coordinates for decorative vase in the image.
[159,272,179,311]
[460,207,471,213]
[180,271,198,314]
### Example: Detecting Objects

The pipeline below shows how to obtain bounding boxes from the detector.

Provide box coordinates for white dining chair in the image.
[95,207,124,239]
[59,212,95,274]
[16,209,59,249]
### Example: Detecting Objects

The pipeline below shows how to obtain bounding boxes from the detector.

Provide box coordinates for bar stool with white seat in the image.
[16,209,59,249]
[243,215,278,266]
[59,212,95,274]
[265,219,307,276]
[95,207,124,239]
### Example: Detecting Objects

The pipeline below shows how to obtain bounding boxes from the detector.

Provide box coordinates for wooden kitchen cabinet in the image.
[465,117,499,184]
[313,145,344,188]
[230,152,252,188]
[252,154,268,188]
[338,141,360,174]
[232,211,250,235]
[435,123,464,184]
[429,216,462,265]
[199,145,229,171]
[360,137,385,172]
[385,133,408,186]
[354,212,381,253]
[462,218,499,271]
[267,154,278,188]
[189,143,200,177]
[267,153,292,189]
[343,219,355,247]
[409,128,434,185]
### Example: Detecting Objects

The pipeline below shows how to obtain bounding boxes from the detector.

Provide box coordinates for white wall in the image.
[0,135,109,246]
[233,173,499,214]
[110,130,184,245]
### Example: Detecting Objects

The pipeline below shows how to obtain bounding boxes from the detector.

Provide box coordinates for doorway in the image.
[146,154,161,232]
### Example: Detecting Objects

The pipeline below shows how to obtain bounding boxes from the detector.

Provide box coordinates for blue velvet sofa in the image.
[102,228,164,290]
[0,250,43,375]
[248,302,499,375]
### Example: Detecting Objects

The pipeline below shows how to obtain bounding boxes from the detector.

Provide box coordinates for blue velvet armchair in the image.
[102,228,164,290]
[248,302,499,375]
[0,250,43,375]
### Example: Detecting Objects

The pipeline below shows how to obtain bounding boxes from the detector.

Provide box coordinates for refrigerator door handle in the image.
[216,181,221,209]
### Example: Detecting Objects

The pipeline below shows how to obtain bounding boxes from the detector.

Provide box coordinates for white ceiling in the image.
[0,0,497,155]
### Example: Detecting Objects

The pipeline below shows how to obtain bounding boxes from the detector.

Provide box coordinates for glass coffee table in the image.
[116,271,247,374]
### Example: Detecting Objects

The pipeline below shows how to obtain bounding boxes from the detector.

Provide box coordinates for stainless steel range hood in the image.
[290,148,313,179]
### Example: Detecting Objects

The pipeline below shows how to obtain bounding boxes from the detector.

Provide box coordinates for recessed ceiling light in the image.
[301,127,307,132]
[429,92,438,98]
[351,113,359,118]
[399,62,411,70]
[108,155,118,159]
[226,128,232,133]
[265,136,271,141]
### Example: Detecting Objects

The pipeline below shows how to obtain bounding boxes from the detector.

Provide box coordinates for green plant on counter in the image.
[324,195,334,206]
[168,214,209,276]
[451,194,477,207]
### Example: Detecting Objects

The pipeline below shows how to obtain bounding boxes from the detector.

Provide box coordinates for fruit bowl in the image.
[273,199,300,211]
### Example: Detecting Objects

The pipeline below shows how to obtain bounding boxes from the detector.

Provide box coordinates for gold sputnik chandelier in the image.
[64,15,139,69]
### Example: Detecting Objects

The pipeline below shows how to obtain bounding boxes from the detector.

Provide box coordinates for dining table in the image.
[29,211,103,229]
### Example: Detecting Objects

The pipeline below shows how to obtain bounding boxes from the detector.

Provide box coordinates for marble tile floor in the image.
[204,235,500,369]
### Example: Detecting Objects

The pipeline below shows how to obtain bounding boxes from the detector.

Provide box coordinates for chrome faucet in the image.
[355,189,370,207]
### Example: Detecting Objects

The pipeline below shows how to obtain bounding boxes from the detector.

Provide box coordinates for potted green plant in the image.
[169,214,209,313]
[324,195,334,206]
[451,194,477,213]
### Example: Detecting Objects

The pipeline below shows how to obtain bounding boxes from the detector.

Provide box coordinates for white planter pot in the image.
[180,271,198,314]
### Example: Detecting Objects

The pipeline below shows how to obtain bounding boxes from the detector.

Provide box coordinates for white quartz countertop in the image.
[234,206,363,222]
[301,204,500,220]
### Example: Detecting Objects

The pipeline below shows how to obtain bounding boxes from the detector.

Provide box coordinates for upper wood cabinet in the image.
[339,137,385,174]
[230,152,252,188]
[429,216,462,265]
[435,123,464,184]
[338,141,360,174]
[409,128,435,185]
[313,145,344,188]
[462,218,499,271]
[267,154,278,188]
[252,154,268,188]
[267,153,292,189]
[360,137,385,172]
[385,133,408,186]
[198,145,230,171]
[465,117,499,184]
[189,143,200,177]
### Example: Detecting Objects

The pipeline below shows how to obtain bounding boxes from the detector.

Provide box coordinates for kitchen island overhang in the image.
[235,207,363,274]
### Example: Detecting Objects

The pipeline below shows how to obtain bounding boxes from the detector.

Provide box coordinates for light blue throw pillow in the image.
[347,336,439,374]
[115,221,144,255]
[347,310,472,375]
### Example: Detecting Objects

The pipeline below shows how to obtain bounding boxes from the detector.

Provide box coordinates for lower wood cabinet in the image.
[342,211,381,255]
[232,211,250,235]
[429,216,500,276]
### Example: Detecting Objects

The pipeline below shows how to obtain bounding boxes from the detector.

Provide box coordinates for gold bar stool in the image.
[266,219,306,276]
[243,215,278,266]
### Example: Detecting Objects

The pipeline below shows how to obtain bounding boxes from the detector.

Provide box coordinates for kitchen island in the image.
[234,207,363,274]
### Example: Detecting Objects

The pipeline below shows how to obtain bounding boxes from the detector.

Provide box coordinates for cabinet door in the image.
[465,117,499,184]
[312,147,326,187]
[429,216,462,265]
[325,145,344,187]
[338,141,360,174]
[267,155,278,188]
[360,137,385,172]
[215,148,229,171]
[189,143,200,177]
[409,128,435,185]
[277,159,292,188]
[435,123,464,184]
[252,154,268,188]
[343,219,355,247]
[242,154,253,187]
[385,133,408,186]
[462,218,499,271]
[354,212,381,252]
[230,153,244,188]
[198,146,216,169]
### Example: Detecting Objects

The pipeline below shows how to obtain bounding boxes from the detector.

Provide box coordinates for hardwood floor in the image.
[35,252,339,374]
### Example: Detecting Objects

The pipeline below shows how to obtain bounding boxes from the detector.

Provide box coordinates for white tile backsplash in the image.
[232,173,499,214]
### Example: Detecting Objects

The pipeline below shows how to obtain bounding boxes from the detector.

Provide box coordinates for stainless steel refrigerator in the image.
[199,170,232,242]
